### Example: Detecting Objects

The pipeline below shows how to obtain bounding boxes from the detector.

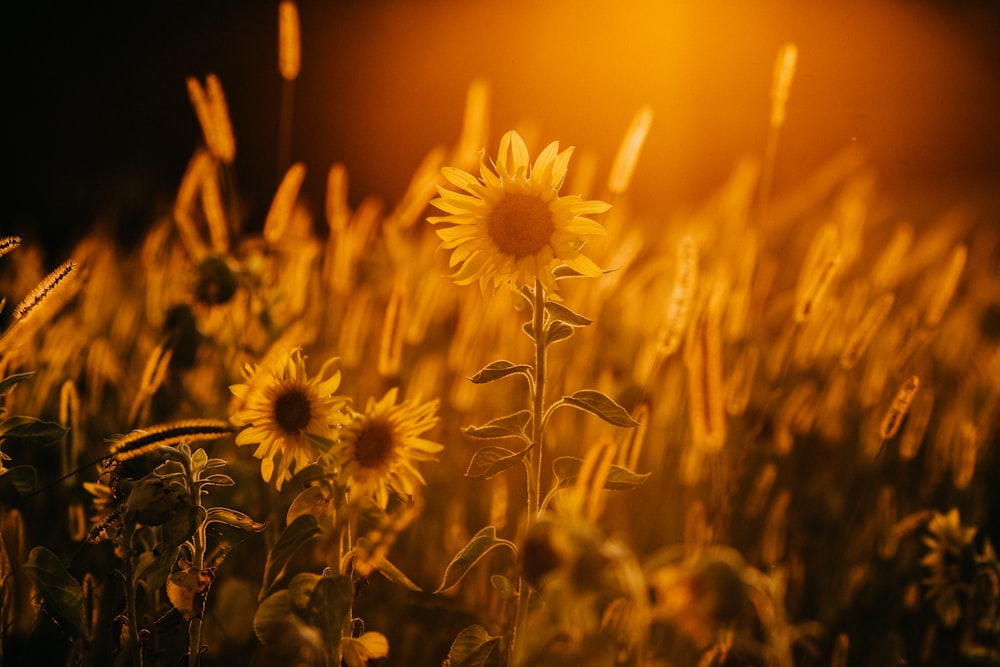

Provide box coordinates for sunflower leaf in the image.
[560,390,640,427]
[0,416,68,446]
[465,446,526,480]
[545,321,575,346]
[544,301,593,327]
[252,590,292,643]
[372,555,423,592]
[307,574,353,655]
[522,321,535,340]
[468,360,532,385]
[206,506,266,532]
[260,514,320,600]
[446,624,504,667]
[551,456,651,490]
[24,547,88,640]
[0,465,37,497]
[0,371,34,396]
[462,410,532,441]
[435,526,516,593]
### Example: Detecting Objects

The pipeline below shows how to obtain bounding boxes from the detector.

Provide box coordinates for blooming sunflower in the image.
[331,388,442,508]
[921,508,977,626]
[428,130,610,294]
[230,348,349,490]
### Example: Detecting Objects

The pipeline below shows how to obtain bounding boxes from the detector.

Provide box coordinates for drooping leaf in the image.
[551,456,651,491]
[260,514,320,600]
[286,485,334,528]
[206,506,266,532]
[0,416,68,446]
[166,567,215,620]
[0,371,34,396]
[24,546,87,640]
[0,465,37,497]
[560,390,640,427]
[490,574,517,599]
[522,321,535,340]
[462,410,531,441]
[435,526,516,593]
[545,321,575,346]
[287,572,322,610]
[446,624,504,667]
[307,574,353,655]
[162,504,206,548]
[468,360,532,385]
[372,555,423,591]
[135,546,179,593]
[544,301,593,327]
[252,590,292,642]
[465,446,526,480]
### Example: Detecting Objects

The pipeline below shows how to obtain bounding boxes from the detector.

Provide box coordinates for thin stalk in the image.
[124,525,143,667]
[510,278,547,666]
[188,484,206,667]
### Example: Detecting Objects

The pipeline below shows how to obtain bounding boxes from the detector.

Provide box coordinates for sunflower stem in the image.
[511,277,547,666]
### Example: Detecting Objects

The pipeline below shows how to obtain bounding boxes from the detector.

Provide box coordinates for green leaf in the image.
[0,416,68,445]
[372,555,423,592]
[200,473,235,487]
[490,574,517,599]
[206,507,266,532]
[162,505,206,548]
[287,572,322,610]
[24,547,88,640]
[307,574,353,655]
[253,590,293,642]
[135,547,179,593]
[545,321,575,346]
[468,360,532,385]
[545,301,593,327]
[446,624,504,667]
[191,448,209,473]
[260,514,320,600]
[465,446,526,480]
[560,390,640,427]
[551,456,651,491]
[462,410,531,441]
[0,371,34,396]
[435,526,516,593]
[0,465,37,497]
[552,265,586,279]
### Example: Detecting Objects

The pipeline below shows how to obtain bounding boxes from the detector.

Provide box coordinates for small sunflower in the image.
[921,508,977,626]
[428,130,610,294]
[230,348,349,490]
[332,388,442,508]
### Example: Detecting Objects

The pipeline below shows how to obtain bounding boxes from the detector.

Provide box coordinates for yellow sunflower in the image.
[428,130,610,294]
[331,388,442,508]
[230,348,349,490]
[921,508,977,626]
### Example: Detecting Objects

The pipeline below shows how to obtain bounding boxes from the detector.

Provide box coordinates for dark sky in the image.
[7,1,1000,260]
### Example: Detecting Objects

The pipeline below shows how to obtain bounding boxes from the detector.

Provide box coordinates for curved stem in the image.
[511,278,547,666]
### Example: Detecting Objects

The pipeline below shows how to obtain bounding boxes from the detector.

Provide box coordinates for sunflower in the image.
[230,348,349,490]
[428,130,610,294]
[331,388,442,508]
[921,508,977,626]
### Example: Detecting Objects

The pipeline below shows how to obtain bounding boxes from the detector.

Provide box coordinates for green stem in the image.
[510,278,547,666]
[188,483,207,666]
[124,526,143,667]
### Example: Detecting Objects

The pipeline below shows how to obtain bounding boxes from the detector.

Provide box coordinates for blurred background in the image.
[7,0,1000,258]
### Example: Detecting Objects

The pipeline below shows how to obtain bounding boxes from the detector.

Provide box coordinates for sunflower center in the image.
[354,419,395,469]
[486,193,554,259]
[274,388,312,434]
